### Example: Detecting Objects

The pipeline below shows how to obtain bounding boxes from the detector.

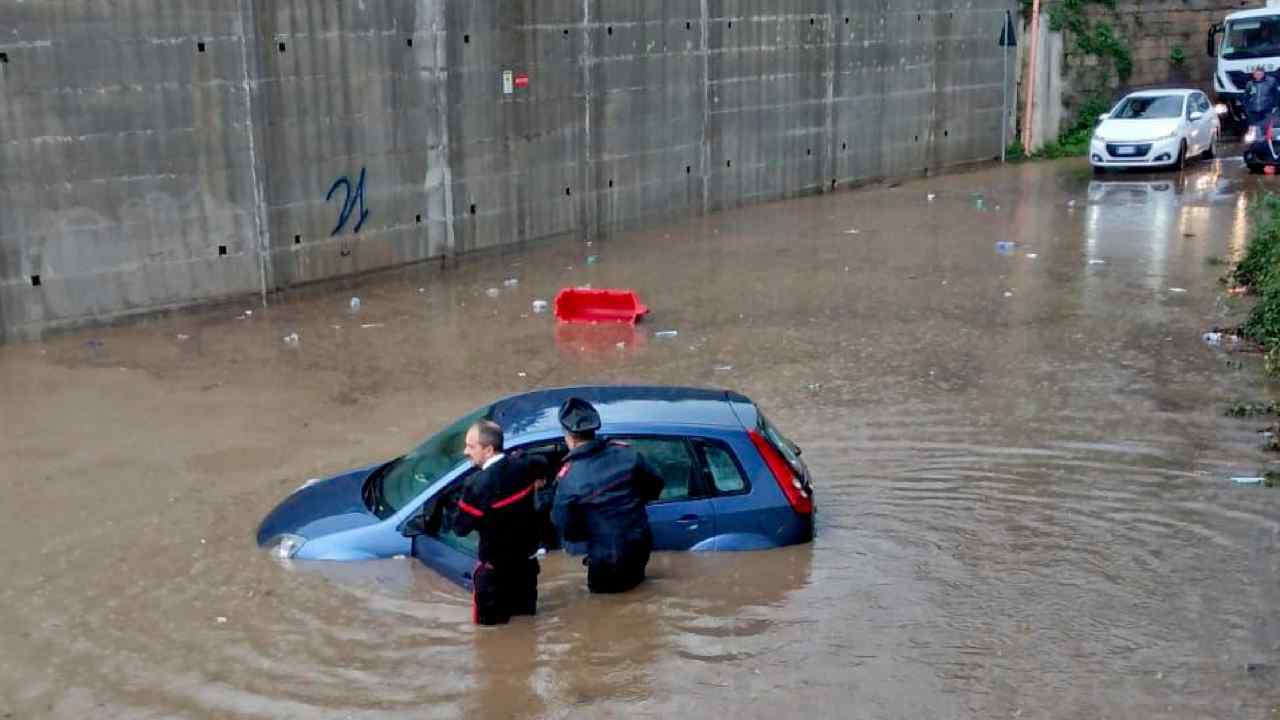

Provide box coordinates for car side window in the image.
[426,477,479,556]
[622,437,701,502]
[696,440,750,495]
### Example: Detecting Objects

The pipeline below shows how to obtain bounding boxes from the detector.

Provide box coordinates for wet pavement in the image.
[3,156,1280,718]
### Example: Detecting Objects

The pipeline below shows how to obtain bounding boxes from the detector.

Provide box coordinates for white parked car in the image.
[1089,89,1220,173]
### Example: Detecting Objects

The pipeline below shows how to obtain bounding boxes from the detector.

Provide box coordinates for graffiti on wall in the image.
[326,168,370,236]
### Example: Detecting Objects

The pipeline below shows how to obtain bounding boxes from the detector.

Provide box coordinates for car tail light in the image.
[749,430,813,515]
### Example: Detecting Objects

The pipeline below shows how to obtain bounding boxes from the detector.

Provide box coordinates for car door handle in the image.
[676,514,702,526]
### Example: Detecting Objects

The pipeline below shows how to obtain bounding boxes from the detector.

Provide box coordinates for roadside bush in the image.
[1235,194,1280,289]
[1239,194,1280,356]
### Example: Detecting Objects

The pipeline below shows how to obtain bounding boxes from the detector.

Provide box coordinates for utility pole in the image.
[1022,0,1042,152]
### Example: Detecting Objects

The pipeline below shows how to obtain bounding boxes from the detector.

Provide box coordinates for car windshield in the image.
[368,406,490,520]
[1223,16,1280,60]
[1110,96,1184,120]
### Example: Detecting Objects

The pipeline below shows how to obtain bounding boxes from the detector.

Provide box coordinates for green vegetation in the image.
[1013,1,1130,160]
[1169,46,1186,65]
[1225,401,1280,418]
[1230,194,1280,375]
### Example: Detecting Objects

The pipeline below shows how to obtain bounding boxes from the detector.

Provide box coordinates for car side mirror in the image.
[1098,113,1110,121]
[399,499,437,537]
[1190,111,1205,121]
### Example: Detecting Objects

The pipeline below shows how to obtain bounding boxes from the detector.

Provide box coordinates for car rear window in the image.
[759,414,803,474]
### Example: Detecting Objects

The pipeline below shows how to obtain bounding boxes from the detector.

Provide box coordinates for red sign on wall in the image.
[514,73,529,89]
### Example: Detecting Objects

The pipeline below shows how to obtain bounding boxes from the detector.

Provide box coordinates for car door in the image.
[1200,94,1217,145]
[1184,95,1202,151]
[621,436,717,550]
[406,475,480,589]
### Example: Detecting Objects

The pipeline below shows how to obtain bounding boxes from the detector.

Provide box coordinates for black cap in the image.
[558,397,601,433]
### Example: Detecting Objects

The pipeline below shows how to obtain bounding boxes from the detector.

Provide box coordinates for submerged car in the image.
[257,386,816,587]
[1089,89,1219,173]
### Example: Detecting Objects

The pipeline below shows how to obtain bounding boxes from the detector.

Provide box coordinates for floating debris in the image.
[360,323,384,329]
[1003,291,1015,298]
[927,193,937,202]
[714,365,735,372]
[1231,476,1264,485]
[176,334,190,341]
[1026,253,1039,259]
[844,228,861,235]
[485,288,500,298]
[994,241,1016,255]
[349,297,361,312]
[655,330,679,338]
[1169,288,1188,294]
[503,278,520,288]
[532,300,549,313]
[1088,259,1106,265]
[586,255,600,265]
[282,333,300,347]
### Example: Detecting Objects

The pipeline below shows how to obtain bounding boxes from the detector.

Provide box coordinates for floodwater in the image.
[3,157,1279,719]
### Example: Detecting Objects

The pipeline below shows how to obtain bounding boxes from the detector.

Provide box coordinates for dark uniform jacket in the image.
[454,453,548,566]
[551,440,664,564]
[1248,75,1280,118]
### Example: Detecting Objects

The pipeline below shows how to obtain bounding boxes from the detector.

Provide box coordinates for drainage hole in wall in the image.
[845,17,850,24]
[464,34,471,44]
[470,203,477,215]
[407,37,413,48]
[608,179,614,188]
[218,245,228,256]
[197,42,206,53]
[30,274,40,287]
[944,130,949,137]
[841,141,847,151]
[686,21,692,30]
[917,14,922,22]
[726,160,732,168]
[607,26,613,35]
[294,234,301,245]
[565,187,572,196]
[415,213,422,223]
[914,135,920,142]
[278,42,286,53]
[0,52,9,64]
[806,148,811,156]
[686,165,692,174]
[810,17,815,25]
[831,179,837,189]
[727,21,733,29]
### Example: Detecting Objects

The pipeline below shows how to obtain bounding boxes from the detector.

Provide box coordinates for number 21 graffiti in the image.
[326,167,370,236]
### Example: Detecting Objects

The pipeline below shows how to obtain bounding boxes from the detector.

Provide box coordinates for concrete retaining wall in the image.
[0,0,1012,342]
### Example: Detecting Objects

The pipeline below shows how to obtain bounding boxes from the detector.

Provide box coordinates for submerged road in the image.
[2,155,1278,718]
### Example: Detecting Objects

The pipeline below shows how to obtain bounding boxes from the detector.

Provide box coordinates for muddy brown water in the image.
[3,159,1279,718]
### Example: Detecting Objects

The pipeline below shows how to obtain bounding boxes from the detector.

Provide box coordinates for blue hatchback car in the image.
[256,386,815,588]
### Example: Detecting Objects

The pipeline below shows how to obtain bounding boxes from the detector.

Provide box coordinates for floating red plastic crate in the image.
[554,287,649,325]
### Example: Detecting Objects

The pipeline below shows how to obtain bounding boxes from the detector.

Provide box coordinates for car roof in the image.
[489,385,753,439]
[1124,89,1198,98]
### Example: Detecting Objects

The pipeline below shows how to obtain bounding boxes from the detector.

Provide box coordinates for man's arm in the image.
[633,453,665,503]
[453,471,490,537]
[551,483,586,543]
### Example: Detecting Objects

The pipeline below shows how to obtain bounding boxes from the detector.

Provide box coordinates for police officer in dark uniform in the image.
[551,398,665,594]
[453,420,549,625]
